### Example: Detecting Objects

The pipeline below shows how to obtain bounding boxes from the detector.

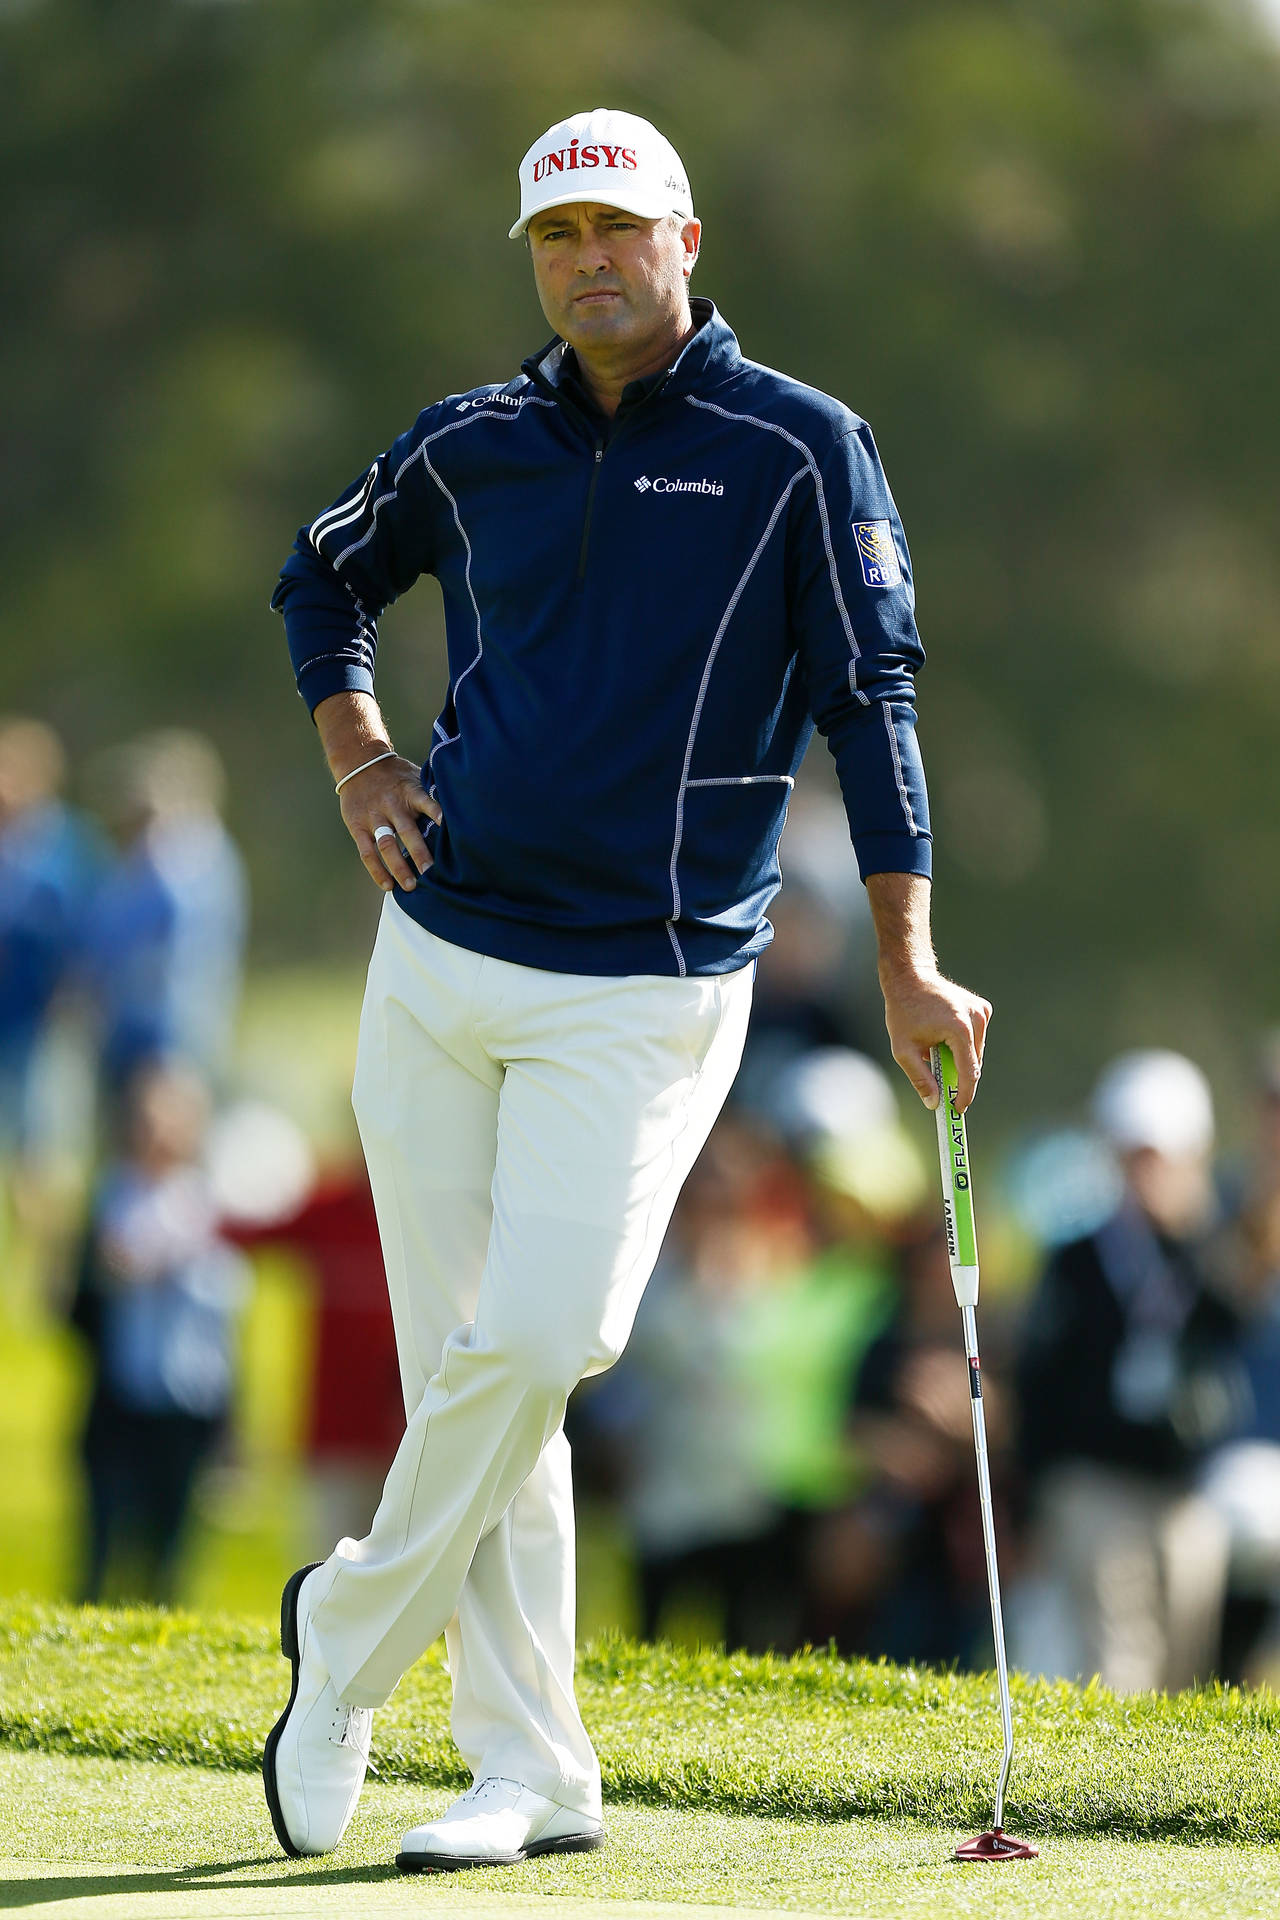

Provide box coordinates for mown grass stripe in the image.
[3,1601,1279,1843]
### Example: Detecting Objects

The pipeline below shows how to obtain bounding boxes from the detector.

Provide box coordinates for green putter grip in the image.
[930,1042,980,1307]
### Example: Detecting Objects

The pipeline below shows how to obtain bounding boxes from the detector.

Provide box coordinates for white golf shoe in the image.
[262,1562,373,1857]
[396,1775,604,1872]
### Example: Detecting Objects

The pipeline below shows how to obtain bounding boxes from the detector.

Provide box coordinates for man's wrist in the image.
[313,690,395,787]
[878,949,938,991]
[334,749,397,794]
[866,871,936,988]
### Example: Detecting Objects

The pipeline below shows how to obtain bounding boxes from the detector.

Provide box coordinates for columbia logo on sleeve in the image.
[853,520,902,588]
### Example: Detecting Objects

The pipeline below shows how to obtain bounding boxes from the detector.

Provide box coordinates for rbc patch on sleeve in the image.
[852,520,903,589]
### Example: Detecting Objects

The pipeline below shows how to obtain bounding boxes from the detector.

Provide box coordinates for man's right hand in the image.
[339,755,442,894]
[314,690,442,894]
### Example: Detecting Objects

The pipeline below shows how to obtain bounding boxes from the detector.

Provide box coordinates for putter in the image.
[930,1043,1039,1863]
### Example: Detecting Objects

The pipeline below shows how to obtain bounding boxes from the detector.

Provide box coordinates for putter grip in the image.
[930,1042,980,1307]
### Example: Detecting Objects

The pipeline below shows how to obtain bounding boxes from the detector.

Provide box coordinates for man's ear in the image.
[681,217,702,280]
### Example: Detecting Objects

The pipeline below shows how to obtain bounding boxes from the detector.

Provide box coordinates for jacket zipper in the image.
[577,440,605,582]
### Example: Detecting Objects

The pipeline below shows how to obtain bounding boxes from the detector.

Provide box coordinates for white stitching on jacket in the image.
[882,699,919,836]
[297,648,374,675]
[684,396,871,707]
[321,399,555,570]
[684,774,796,788]
[666,468,806,970]
[304,398,555,694]
[421,451,485,771]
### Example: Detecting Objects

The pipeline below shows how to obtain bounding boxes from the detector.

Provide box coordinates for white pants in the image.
[306,901,753,1816]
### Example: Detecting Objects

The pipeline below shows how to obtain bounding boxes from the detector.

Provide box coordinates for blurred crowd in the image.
[4,716,1280,1693]
[571,1034,1280,1692]
[575,808,1280,1694]
[0,715,396,1604]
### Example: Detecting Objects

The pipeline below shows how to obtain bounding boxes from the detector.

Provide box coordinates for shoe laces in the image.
[464,1775,523,1805]
[330,1702,372,1754]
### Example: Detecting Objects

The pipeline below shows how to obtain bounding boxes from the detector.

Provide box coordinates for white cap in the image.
[1092,1049,1215,1158]
[509,108,693,240]
[205,1099,316,1226]
[811,1125,928,1223]
[770,1048,898,1148]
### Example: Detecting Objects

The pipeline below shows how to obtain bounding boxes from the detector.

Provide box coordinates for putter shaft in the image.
[960,1301,1014,1831]
[931,1045,1016,1836]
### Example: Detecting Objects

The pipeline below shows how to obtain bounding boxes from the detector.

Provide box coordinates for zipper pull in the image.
[594,444,604,463]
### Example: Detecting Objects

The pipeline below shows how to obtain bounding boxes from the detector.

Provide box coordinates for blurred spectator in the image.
[809,1221,1010,1667]
[734,785,877,1117]
[1002,1126,1124,1252]
[734,1050,930,1646]
[738,1050,924,1505]
[230,1160,404,1555]
[0,718,101,1162]
[575,1048,928,1655]
[69,1059,249,1604]
[1200,1034,1280,1682]
[1017,1051,1243,1691]
[580,1113,804,1652]
[83,731,247,1093]
[737,881,857,1078]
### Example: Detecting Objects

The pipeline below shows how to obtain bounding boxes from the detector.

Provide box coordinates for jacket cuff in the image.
[296,659,377,717]
[852,830,933,882]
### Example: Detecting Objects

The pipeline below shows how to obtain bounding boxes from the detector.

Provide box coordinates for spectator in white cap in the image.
[1092,1049,1216,1234]
[1016,1049,1241,1692]
[268,98,991,1873]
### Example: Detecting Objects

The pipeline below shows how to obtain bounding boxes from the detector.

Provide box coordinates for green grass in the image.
[0,1304,84,1601]
[5,1748,1280,1919]
[3,1600,1280,1846]
[5,1603,1280,1917]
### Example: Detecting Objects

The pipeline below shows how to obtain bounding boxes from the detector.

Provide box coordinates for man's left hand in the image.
[880,965,991,1114]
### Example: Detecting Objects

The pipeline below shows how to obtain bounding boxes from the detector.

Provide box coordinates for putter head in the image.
[954,1828,1039,1862]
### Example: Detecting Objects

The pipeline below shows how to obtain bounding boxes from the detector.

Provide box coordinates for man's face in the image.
[527,202,700,353]
[1122,1145,1214,1237]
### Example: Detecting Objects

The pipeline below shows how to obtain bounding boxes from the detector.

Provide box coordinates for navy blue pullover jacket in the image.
[273,300,931,978]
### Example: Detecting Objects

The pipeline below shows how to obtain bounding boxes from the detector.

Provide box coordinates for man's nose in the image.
[574,241,612,275]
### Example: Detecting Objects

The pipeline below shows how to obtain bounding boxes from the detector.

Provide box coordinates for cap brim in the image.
[509,188,688,240]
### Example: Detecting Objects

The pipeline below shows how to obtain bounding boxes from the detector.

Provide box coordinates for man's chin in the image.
[561,299,632,345]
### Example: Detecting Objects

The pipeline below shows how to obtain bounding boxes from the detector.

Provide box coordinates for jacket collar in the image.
[521,298,742,413]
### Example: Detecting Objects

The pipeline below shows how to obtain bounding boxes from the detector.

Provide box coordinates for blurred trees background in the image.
[3,0,1278,1126]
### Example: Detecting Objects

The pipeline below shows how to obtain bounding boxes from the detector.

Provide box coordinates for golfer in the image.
[265,106,991,1873]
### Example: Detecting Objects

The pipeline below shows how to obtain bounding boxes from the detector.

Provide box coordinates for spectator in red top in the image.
[235,1166,403,1552]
